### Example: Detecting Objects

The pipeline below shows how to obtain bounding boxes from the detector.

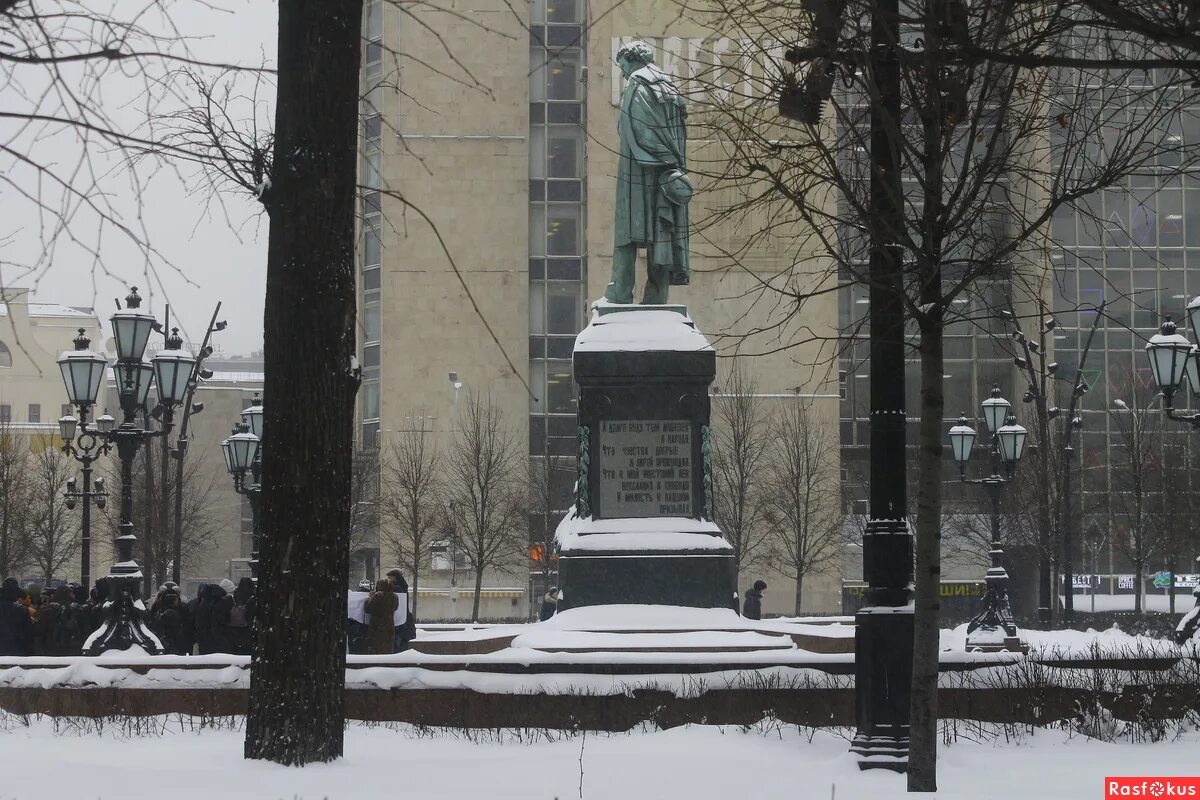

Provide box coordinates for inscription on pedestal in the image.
[598,420,693,517]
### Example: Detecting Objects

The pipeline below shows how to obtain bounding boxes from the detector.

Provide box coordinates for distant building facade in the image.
[355,0,843,618]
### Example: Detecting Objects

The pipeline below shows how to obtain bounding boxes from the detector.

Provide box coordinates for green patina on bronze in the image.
[576,425,591,517]
[605,40,691,306]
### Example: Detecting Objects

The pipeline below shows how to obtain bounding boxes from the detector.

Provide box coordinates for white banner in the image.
[347,590,408,626]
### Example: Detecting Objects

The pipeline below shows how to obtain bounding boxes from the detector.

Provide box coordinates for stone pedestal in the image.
[554,304,737,611]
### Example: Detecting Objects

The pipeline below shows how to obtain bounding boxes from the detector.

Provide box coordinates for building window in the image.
[28,404,39,423]
[364,304,381,344]
[61,404,72,418]
[430,540,467,571]
[0,340,10,367]
[546,205,581,255]
[0,405,10,423]
[361,381,380,420]
[546,360,576,413]
[362,421,380,450]
[546,283,581,334]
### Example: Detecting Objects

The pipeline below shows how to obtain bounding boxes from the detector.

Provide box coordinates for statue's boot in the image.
[604,244,638,303]
[641,263,670,304]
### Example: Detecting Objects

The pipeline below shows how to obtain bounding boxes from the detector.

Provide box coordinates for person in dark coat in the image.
[385,568,411,652]
[364,579,399,655]
[34,586,80,656]
[216,577,255,656]
[539,587,559,622]
[151,588,190,655]
[0,577,33,656]
[193,583,225,655]
[184,583,210,654]
[33,589,63,655]
[742,580,767,620]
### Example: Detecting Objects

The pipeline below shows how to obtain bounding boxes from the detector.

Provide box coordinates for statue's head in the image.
[615,40,655,78]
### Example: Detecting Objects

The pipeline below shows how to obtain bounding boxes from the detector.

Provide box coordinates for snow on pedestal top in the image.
[574,306,713,353]
[555,511,730,552]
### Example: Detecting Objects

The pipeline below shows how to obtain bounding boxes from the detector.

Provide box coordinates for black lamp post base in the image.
[850,732,910,772]
[853,604,913,771]
[965,568,1025,653]
[83,576,163,655]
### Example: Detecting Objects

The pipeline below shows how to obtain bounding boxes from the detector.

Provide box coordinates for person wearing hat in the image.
[539,587,560,622]
[742,580,767,621]
[604,40,692,305]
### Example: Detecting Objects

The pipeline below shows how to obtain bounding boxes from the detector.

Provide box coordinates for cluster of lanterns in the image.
[56,288,199,416]
[948,386,1030,472]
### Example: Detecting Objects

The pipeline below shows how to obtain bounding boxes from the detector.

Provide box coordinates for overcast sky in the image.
[3,0,280,355]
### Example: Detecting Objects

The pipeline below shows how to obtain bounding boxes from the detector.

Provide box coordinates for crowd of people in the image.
[0,575,258,657]
[4,569,764,659]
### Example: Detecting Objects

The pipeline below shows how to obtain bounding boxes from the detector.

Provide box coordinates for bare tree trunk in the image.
[909,12,946,779]
[410,563,420,618]
[793,570,804,616]
[244,0,363,767]
[910,319,945,791]
[472,567,484,622]
[1135,557,1144,615]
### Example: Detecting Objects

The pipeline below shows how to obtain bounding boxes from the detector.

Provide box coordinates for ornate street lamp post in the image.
[58,288,196,654]
[949,385,1028,653]
[59,407,112,591]
[1145,315,1200,637]
[223,394,263,579]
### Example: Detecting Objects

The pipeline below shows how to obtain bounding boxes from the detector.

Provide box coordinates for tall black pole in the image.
[80,459,92,590]
[62,406,110,595]
[852,0,914,770]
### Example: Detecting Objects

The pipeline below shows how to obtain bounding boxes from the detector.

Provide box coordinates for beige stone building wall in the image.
[364,0,534,618]
[0,287,103,430]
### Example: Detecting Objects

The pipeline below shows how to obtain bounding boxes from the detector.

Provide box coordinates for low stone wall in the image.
[1,683,1195,730]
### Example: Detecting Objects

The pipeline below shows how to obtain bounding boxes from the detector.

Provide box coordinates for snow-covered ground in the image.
[941,623,1184,657]
[0,715,1195,800]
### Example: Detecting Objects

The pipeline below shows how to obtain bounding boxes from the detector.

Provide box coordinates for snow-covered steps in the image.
[411,606,858,656]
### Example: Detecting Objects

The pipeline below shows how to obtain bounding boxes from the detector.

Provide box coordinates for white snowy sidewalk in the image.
[1,717,1195,800]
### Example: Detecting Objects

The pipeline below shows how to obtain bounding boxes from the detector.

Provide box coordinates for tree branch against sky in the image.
[0,0,274,343]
